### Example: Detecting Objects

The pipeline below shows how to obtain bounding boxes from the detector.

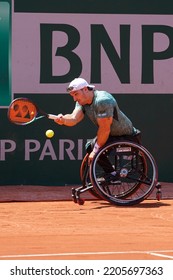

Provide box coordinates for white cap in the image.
[67,78,95,92]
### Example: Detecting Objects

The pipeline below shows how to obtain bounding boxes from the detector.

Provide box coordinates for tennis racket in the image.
[8,98,58,125]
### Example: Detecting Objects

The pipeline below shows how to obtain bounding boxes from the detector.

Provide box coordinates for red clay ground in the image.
[0,183,173,260]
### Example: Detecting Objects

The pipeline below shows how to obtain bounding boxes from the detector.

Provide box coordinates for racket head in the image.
[8,98,40,125]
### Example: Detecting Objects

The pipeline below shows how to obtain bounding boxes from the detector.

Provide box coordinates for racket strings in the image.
[9,100,37,124]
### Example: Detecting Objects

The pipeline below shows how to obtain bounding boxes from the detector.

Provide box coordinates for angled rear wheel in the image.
[89,141,158,206]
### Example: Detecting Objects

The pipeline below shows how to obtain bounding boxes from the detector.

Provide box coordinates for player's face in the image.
[69,88,87,105]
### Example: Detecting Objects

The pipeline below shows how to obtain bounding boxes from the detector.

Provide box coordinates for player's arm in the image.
[96,117,113,146]
[54,107,84,126]
[88,116,113,162]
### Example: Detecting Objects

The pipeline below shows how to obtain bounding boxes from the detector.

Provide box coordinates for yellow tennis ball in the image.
[45,129,54,138]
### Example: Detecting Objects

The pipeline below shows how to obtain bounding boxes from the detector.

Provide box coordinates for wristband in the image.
[93,142,100,154]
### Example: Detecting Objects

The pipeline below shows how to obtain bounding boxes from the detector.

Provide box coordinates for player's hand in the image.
[54,114,65,125]
[88,151,96,164]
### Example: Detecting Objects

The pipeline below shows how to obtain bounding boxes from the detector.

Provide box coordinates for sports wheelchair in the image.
[72,140,162,206]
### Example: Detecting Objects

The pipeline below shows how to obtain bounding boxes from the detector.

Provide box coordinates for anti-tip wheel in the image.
[156,191,162,201]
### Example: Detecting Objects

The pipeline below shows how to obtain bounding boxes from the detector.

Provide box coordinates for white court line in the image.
[0,250,173,259]
[149,252,173,259]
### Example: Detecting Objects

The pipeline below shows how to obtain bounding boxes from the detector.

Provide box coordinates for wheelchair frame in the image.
[72,140,162,206]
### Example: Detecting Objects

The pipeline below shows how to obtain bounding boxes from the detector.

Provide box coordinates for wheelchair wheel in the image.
[80,153,102,199]
[115,152,148,198]
[89,141,158,206]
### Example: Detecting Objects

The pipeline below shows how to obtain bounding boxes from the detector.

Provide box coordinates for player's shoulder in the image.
[94,90,116,104]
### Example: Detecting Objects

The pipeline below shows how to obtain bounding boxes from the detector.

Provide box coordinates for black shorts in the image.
[86,129,142,154]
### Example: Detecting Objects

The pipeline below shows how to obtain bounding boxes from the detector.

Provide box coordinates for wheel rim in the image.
[90,141,158,206]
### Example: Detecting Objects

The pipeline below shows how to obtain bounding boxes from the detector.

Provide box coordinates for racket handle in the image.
[47,114,58,120]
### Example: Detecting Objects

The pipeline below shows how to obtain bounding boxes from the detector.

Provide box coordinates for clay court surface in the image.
[0,183,173,260]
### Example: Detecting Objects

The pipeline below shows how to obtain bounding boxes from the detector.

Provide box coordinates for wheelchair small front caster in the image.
[78,198,85,205]
[71,188,77,203]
